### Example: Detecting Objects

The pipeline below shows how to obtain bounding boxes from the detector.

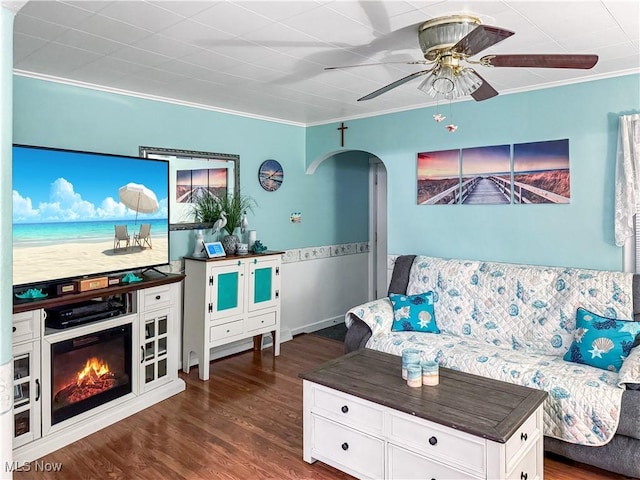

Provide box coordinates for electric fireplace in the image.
[49,324,132,425]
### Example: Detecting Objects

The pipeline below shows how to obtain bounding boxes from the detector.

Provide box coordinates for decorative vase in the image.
[192,229,205,257]
[221,233,239,255]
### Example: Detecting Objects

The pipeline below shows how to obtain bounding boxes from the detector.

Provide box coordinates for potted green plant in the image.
[217,193,256,235]
[191,191,222,225]
[216,193,256,254]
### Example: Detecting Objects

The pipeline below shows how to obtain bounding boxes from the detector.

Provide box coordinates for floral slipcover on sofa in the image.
[344,255,640,477]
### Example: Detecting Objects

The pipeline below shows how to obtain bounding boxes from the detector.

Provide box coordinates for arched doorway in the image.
[307,150,388,301]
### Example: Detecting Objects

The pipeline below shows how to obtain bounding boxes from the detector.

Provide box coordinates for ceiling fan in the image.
[326,15,598,102]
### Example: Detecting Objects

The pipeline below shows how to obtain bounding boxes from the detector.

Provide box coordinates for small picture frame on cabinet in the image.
[204,241,226,258]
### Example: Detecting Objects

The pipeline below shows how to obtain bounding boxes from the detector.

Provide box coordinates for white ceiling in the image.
[12,0,640,125]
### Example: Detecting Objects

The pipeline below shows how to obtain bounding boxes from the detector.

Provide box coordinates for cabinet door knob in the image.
[35,379,41,402]
[341,442,349,451]
[141,346,145,364]
[521,432,528,441]
[12,326,16,333]
[521,472,528,480]
[341,405,349,414]
[155,295,161,300]
[428,436,438,446]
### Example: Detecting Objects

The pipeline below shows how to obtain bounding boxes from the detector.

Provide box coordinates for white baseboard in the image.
[290,315,344,337]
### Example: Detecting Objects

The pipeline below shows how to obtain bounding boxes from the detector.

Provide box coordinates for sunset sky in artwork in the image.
[462,145,510,176]
[417,149,459,179]
[514,139,569,172]
[178,168,227,188]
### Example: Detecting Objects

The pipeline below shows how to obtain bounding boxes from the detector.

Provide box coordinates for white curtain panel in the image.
[615,114,640,247]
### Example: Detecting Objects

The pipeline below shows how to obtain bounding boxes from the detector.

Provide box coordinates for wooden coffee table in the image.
[300,348,547,480]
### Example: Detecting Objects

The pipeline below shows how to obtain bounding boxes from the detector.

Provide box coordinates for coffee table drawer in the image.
[388,443,482,480]
[311,385,384,435]
[507,442,539,480]
[505,410,540,467]
[311,414,384,480]
[388,412,486,476]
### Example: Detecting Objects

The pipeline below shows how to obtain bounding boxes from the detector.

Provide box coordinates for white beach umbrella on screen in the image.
[118,182,159,223]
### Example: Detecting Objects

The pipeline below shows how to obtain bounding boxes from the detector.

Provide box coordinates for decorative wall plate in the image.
[258,159,283,191]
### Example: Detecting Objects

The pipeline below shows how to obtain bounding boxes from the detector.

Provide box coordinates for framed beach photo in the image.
[204,241,226,258]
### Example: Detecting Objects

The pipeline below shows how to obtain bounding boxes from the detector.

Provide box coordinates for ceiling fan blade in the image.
[471,70,498,102]
[452,25,514,57]
[358,69,433,101]
[481,54,598,69]
[470,71,499,101]
[325,60,429,70]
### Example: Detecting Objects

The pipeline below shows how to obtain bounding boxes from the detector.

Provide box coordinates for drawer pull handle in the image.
[428,436,438,446]
[341,442,349,451]
[521,432,528,441]
[521,472,528,480]
[155,295,161,300]
[341,405,349,414]
[12,326,16,333]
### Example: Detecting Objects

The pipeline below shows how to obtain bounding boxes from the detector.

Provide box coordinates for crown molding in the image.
[13,70,306,128]
[1,1,27,14]
[307,69,639,127]
[13,68,637,129]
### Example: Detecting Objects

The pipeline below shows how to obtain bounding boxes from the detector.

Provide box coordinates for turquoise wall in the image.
[12,76,370,260]
[307,74,640,270]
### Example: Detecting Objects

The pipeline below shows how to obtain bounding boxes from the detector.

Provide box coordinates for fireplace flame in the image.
[76,357,111,386]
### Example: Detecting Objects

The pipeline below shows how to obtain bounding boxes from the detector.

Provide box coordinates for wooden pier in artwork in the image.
[420,175,570,205]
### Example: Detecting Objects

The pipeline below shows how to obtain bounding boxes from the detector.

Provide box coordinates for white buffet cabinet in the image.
[11,275,185,464]
[183,252,282,381]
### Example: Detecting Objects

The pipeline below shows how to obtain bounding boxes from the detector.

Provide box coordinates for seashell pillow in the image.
[390,292,440,334]
[563,307,640,372]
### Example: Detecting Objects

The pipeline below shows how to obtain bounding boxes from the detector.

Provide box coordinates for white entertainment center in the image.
[11,273,185,464]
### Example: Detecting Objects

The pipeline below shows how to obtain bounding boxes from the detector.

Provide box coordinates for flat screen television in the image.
[12,144,170,289]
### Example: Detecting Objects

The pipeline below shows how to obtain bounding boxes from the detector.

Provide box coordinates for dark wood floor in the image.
[15,334,629,480]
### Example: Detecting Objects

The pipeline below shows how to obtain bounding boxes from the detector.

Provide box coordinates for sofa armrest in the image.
[344,298,394,334]
[344,316,372,353]
[618,345,640,388]
[343,297,394,353]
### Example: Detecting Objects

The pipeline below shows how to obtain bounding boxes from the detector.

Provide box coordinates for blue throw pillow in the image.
[390,292,440,334]
[563,308,640,372]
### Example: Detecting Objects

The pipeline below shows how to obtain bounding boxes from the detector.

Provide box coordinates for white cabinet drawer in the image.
[388,412,486,476]
[210,320,243,343]
[245,311,276,332]
[311,385,384,435]
[388,443,481,480]
[13,310,41,343]
[505,410,539,468]
[507,442,539,480]
[311,414,384,480]
[140,284,172,311]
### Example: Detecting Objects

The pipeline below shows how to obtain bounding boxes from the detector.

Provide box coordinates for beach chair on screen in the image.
[114,225,130,250]
[134,223,152,249]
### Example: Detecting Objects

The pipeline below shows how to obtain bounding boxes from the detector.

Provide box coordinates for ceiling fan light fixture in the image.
[456,68,483,95]
[417,66,482,100]
[431,66,456,94]
[418,15,482,60]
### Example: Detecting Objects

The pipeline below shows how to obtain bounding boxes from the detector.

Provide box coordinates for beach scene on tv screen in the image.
[12,146,169,286]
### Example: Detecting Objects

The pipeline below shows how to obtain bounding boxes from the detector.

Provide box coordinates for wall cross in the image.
[337,122,348,147]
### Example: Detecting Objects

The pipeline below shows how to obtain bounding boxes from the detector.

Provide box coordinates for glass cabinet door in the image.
[140,310,170,392]
[13,341,41,448]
